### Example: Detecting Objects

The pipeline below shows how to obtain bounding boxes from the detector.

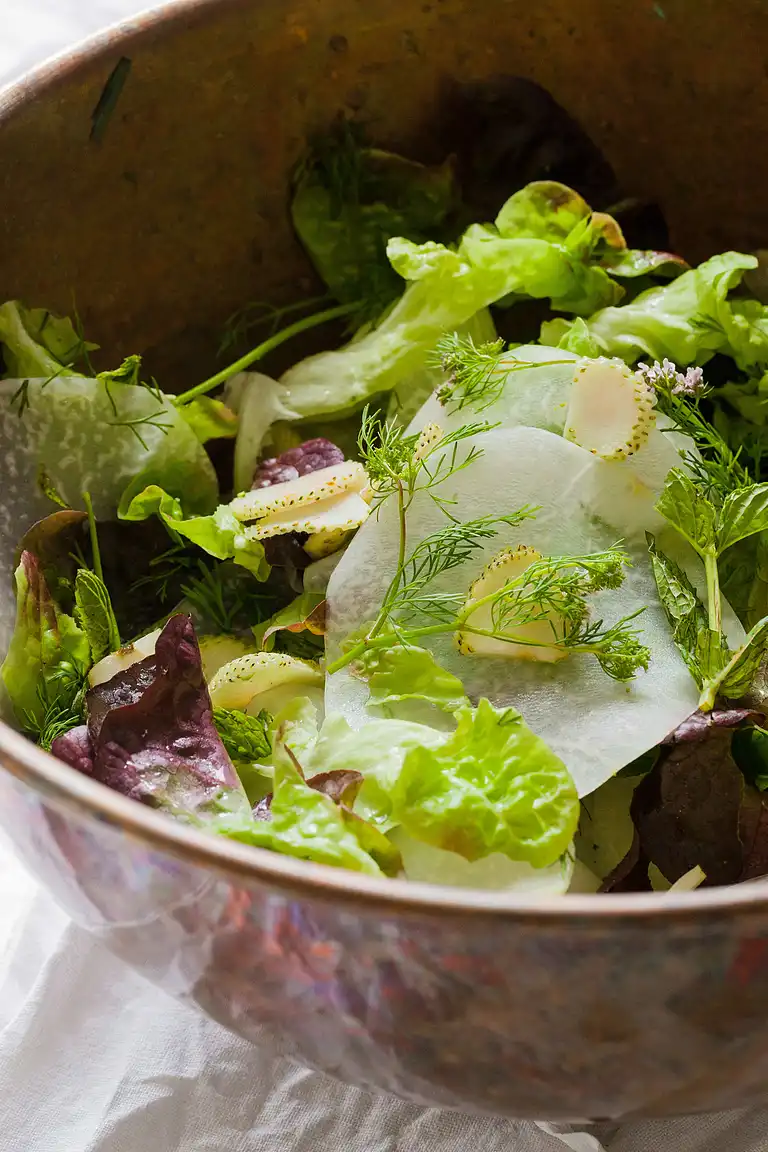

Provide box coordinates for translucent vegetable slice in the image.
[457,546,568,661]
[242,491,371,541]
[564,357,656,461]
[230,461,367,521]
[326,426,701,797]
[209,652,324,716]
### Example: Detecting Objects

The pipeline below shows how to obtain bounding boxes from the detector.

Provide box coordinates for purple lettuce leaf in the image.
[52,614,249,821]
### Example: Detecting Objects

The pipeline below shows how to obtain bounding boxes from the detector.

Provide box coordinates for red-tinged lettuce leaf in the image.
[50,724,94,775]
[252,592,326,654]
[252,438,344,487]
[52,613,249,822]
[600,249,689,279]
[253,767,364,817]
[603,709,768,891]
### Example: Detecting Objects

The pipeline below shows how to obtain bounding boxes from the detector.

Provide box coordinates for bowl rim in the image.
[1,0,767,924]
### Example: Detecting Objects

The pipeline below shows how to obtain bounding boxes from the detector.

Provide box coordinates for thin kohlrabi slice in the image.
[326,426,701,797]
[409,344,689,503]
[389,827,574,894]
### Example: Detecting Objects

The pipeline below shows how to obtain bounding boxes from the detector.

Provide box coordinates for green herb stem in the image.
[704,548,722,634]
[82,491,103,582]
[173,302,357,407]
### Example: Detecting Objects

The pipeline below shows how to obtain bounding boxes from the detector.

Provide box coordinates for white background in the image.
[1,3,767,1149]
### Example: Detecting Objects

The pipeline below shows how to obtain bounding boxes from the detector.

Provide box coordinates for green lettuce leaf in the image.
[359,644,468,715]
[217,723,392,876]
[177,397,238,444]
[279,182,634,420]
[252,591,325,656]
[74,569,121,662]
[119,485,270,580]
[0,301,97,378]
[0,375,218,519]
[389,698,579,866]
[292,127,458,316]
[540,252,764,369]
[1,552,91,738]
[305,711,446,828]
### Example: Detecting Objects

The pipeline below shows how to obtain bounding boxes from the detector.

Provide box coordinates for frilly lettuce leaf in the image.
[305,711,447,829]
[218,698,397,875]
[119,485,269,580]
[279,182,635,420]
[540,252,765,370]
[389,698,578,866]
[1,552,91,737]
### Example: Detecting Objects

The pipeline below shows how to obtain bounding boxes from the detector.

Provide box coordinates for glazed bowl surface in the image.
[3,0,768,1122]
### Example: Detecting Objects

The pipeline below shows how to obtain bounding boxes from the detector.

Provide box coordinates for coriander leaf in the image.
[74,568,121,662]
[359,644,468,715]
[390,698,579,867]
[120,485,270,580]
[717,484,768,554]
[212,707,272,764]
[1,552,91,738]
[646,532,707,684]
[656,468,717,554]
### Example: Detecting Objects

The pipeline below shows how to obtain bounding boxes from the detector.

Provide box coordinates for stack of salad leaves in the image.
[4,99,768,896]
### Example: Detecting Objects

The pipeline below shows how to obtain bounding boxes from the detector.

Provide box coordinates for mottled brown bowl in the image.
[2,0,768,1122]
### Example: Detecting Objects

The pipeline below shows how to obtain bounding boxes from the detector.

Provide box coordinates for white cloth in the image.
[1,3,768,1150]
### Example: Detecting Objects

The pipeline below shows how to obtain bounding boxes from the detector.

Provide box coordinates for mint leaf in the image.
[701,615,768,708]
[390,698,579,867]
[74,568,121,662]
[656,469,717,556]
[646,532,707,684]
[717,484,768,554]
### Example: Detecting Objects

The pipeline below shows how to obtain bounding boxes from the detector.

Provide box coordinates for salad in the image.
[4,80,768,897]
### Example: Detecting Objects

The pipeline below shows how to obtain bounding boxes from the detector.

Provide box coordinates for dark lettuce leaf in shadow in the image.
[436,75,621,223]
[52,613,249,822]
[601,708,768,891]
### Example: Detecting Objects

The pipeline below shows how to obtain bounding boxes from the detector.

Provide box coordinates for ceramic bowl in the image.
[2,0,768,1121]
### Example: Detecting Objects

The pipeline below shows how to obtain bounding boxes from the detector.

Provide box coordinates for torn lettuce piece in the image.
[177,396,238,443]
[0,300,97,378]
[224,371,301,494]
[302,711,446,829]
[119,485,270,580]
[0,375,218,519]
[1,552,91,741]
[389,698,578,867]
[386,308,498,427]
[279,182,634,420]
[326,426,701,797]
[390,826,574,893]
[216,749,391,876]
[359,644,468,717]
[540,252,768,372]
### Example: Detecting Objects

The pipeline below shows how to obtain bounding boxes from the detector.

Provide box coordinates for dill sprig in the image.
[433,332,573,414]
[219,296,331,357]
[108,408,172,449]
